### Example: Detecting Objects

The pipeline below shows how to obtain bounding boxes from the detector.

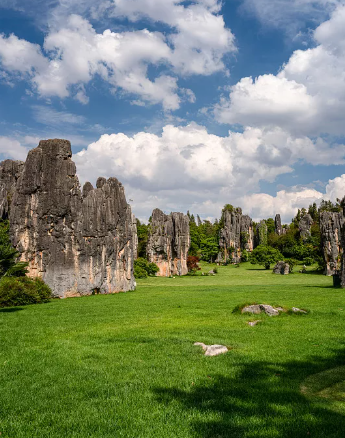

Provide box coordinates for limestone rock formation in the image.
[275,214,283,236]
[273,261,290,275]
[219,207,242,263]
[255,220,268,246]
[9,139,136,298]
[241,215,254,252]
[299,214,313,239]
[146,208,190,276]
[194,342,228,357]
[0,159,24,218]
[320,211,344,276]
[341,199,345,287]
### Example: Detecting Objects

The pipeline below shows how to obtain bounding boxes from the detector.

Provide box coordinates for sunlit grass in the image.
[0,263,344,437]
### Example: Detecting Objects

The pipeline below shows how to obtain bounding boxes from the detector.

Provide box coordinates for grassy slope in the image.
[0,263,345,438]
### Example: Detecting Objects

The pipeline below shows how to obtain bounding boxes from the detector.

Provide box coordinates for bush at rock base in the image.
[134,258,159,278]
[0,277,51,308]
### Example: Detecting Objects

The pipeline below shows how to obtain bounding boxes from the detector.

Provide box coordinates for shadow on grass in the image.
[0,307,24,313]
[154,348,345,438]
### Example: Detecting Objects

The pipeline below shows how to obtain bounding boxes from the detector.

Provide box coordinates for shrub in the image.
[0,277,51,308]
[213,267,218,274]
[241,249,249,262]
[303,257,314,266]
[134,258,159,278]
[250,245,283,270]
[134,265,148,279]
[187,256,200,272]
[285,258,298,273]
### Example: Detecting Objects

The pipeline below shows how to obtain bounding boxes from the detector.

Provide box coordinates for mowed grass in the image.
[1,263,345,438]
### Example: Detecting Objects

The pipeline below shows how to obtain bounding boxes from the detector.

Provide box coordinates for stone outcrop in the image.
[241,215,254,252]
[0,159,24,218]
[320,211,344,276]
[9,139,136,298]
[341,199,345,287]
[146,208,190,276]
[255,220,268,246]
[219,207,242,263]
[299,213,313,240]
[275,214,283,236]
[273,261,290,275]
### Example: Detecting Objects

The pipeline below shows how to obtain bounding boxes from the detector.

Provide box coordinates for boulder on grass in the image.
[194,342,228,357]
[273,261,290,275]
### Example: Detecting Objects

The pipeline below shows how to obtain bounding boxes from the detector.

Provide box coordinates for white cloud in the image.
[0,1,235,109]
[241,0,342,35]
[32,105,86,126]
[0,136,29,160]
[215,5,345,136]
[73,123,344,219]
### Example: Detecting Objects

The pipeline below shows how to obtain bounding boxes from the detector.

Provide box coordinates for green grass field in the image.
[1,263,345,438]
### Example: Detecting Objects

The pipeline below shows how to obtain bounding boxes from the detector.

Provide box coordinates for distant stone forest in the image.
[0,139,344,298]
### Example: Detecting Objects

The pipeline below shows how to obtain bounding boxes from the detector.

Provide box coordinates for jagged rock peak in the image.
[299,213,313,239]
[0,159,24,219]
[240,215,254,252]
[320,211,344,276]
[9,138,136,298]
[219,207,242,263]
[275,214,283,236]
[146,208,190,277]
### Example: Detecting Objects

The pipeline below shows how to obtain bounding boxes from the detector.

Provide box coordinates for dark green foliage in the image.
[241,249,249,262]
[200,237,219,263]
[134,258,159,278]
[188,214,220,262]
[250,245,283,269]
[0,276,51,308]
[0,220,28,278]
[134,266,148,279]
[265,218,275,235]
[303,257,314,266]
[136,219,149,258]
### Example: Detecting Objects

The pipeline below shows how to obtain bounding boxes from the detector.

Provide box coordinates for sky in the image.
[0,0,345,223]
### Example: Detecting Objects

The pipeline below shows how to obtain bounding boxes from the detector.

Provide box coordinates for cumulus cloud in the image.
[241,0,342,34]
[0,136,29,160]
[73,123,345,219]
[0,1,235,109]
[215,5,345,136]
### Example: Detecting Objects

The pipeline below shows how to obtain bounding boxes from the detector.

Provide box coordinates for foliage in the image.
[285,258,298,273]
[241,249,249,262]
[200,237,219,262]
[136,219,149,258]
[303,257,314,266]
[187,256,200,272]
[0,220,28,278]
[265,218,276,235]
[0,276,51,308]
[250,245,283,269]
[134,258,159,278]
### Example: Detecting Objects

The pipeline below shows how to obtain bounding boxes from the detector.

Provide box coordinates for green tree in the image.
[136,219,149,258]
[0,220,28,278]
[250,245,283,270]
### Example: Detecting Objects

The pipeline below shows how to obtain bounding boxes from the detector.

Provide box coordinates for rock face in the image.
[219,208,255,262]
[255,220,268,246]
[273,261,290,275]
[146,208,190,276]
[241,215,254,252]
[299,214,313,239]
[9,139,136,298]
[320,211,344,276]
[341,199,345,287]
[0,160,24,218]
[275,214,283,236]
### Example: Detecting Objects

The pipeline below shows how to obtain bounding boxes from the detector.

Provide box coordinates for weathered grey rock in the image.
[248,320,261,327]
[341,198,345,288]
[260,304,279,316]
[242,304,279,316]
[241,215,254,252]
[194,342,228,357]
[242,304,261,314]
[219,207,242,263]
[273,261,290,275]
[208,269,216,275]
[275,214,283,236]
[291,307,307,314]
[9,139,136,298]
[197,214,202,227]
[146,208,190,276]
[0,159,24,218]
[255,220,268,246]
[299,213,313,240]
[320,211,344,276]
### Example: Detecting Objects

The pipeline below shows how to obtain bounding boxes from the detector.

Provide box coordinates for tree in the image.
[187,256,200,272]
[200,237,219,263]
[136,219,149,258]
[249,245,283,270]
[0,220,28,278]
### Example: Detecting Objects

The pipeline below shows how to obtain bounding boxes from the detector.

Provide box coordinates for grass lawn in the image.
[1,263,345,437]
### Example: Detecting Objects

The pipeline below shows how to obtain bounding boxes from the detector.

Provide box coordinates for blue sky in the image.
[0,0,344,222]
